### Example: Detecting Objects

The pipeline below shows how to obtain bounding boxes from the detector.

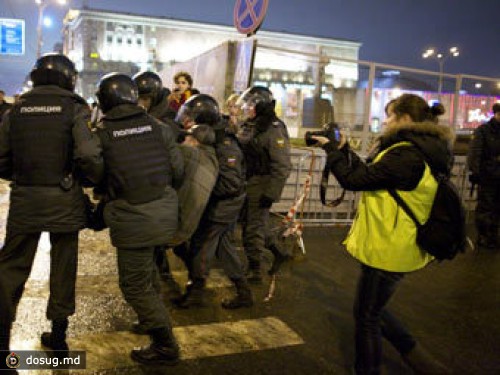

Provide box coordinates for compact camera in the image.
[304,122,341,146]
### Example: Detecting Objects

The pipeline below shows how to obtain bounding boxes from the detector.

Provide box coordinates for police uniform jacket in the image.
[0,85,103,233]
[94,104,184,249]
[323,121,454,272]
[467,117,500,182]
[238,112,292,203]
[148,96,183,143]
[206,132,246,223]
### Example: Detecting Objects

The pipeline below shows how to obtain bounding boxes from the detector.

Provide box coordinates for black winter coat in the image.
[148,91,183,142]
[323,121,454,192]
[467,117,500,182]
[0,85,103,233]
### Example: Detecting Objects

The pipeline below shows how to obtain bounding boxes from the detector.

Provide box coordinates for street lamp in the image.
[422,46,460,96]
[35,0,67,59]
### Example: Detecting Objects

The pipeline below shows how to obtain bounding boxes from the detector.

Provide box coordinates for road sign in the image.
[0,18,25,56]
[234,0,269,36]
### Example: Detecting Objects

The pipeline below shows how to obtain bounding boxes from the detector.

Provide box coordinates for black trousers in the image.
[354,264,416,375]
[0,231,78,325]
[475,183,500,240]
[116,246,174,334]
[190,221,244,280]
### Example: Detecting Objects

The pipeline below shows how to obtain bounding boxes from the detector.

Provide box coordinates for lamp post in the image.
[422,47,460,96]
[35,0,67,59]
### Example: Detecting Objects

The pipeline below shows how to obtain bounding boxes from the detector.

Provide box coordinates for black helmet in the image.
[237,86,275,116]
[175,94,220,127]
[30,53,77,91]
[132,71,163,106]
[96,73,138,113]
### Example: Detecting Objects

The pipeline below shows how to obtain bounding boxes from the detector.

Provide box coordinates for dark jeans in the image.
[354,264,416,375]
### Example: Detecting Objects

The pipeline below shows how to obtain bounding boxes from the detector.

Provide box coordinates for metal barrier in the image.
[272,148,477,227]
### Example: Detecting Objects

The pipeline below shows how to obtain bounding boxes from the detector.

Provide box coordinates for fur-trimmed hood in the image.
[379,121,455,176]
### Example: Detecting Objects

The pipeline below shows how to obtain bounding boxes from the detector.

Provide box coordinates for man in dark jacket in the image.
[172,95,253,309]
[0,53,103,353]
[133,71,181,291]
[92,73,184,366]
[133,71,180,138]
[0,90,12,123]
[467,103,500,249]
[236,86,292,283]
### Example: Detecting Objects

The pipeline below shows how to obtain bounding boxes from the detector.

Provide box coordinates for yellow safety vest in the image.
[343,142,437,272]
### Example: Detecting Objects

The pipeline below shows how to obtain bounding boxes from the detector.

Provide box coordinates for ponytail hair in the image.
[392,94,445,123]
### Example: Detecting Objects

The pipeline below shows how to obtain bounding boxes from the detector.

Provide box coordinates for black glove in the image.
[469,173,480,184]
[259,195,274,208]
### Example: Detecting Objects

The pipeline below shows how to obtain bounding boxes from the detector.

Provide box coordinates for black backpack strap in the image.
[320,158,346,207]
[388,189,422,228]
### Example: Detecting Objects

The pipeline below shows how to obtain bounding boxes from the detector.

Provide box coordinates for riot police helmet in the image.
[237,86,275,117]
[96,73,139,113]
[175,94,221,128]
[30,53,78,91]
[132,71,163,106]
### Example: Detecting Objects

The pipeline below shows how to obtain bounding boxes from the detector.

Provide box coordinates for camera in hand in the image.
[304,122,341,146]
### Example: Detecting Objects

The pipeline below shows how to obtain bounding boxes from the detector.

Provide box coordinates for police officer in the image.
[467,103,500,249]
[173,94,253,309]
[133,71,180,136]
[92,73,184,365]
[236,86,292,283]
[133,71,181,291]
[0,53,103,352]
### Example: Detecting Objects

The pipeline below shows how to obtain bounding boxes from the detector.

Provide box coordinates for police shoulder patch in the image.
[227,156,237,167]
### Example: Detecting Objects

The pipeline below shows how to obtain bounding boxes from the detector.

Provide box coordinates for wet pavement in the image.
[1,181,499,374]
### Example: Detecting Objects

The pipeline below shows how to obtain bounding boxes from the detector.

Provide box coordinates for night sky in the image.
[0,0,499,95]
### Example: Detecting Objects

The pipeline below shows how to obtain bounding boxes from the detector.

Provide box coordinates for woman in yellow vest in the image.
[312,94,454,375]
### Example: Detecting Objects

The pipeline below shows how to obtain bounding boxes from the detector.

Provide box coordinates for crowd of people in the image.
[0,53,292,367]
[0,52,498,374]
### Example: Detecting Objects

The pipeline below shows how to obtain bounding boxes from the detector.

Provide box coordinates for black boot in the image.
[131,327,180,366]
[222,278,254,309]
[172,278,205,309]
[41,318,69,351]
[268,243,291,276]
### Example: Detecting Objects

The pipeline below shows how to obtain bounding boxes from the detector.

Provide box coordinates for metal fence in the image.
[255,43,500,156]
[272,149,476,227]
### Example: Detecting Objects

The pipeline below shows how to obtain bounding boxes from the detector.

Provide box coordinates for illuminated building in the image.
[62,7,361,132]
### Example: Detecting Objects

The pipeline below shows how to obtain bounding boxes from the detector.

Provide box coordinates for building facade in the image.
[62,7,361,110]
